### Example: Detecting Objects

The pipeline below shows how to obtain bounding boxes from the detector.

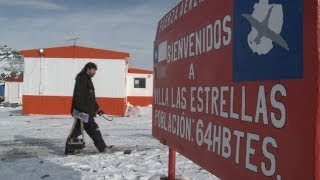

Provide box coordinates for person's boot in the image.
[98,145,114,153]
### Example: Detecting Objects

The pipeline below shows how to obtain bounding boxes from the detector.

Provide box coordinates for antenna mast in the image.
[66,37,80,46]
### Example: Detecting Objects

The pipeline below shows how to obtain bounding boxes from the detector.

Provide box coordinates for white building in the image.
[127,68,153,106]
[20,45,152,116]
[4,81,22,104]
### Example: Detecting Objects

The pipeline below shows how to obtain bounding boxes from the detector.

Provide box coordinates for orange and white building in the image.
[20,46,153,116]
[127,68,153,106]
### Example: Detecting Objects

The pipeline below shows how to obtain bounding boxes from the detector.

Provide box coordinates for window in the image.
[134,78,146,88]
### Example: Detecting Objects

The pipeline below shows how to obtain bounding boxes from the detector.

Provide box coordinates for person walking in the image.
[65,62,112,155]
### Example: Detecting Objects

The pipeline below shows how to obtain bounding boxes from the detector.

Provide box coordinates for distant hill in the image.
[0,45,24,82]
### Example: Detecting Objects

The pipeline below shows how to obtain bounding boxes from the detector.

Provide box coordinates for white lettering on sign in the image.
[158,0,206,33]
[241,86,253,122]
[154,109,192,141]
[234,130,245,164]
[262,137,278,177]
[189,63,195,80]
[271,84,287,129]
[220,86,229,118]
[255,86,268,125]
[167,15,232,63]
[230,87,240,119]
[246,133,259,173]
[154,85,287,129]
[153,84,287,178]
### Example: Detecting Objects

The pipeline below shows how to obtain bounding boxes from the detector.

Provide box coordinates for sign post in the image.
[168,148,176,180]
[153,0,320,179]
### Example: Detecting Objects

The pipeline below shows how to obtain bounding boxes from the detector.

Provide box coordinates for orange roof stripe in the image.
[128,68,153,74]
[21,46,130,60]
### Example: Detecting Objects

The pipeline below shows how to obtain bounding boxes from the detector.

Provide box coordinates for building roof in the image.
[4,76,23,82]
[21,46,130,60]
[128,68,153,74]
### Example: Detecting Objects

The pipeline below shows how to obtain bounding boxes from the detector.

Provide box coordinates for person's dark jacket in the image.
[71,71,100,118]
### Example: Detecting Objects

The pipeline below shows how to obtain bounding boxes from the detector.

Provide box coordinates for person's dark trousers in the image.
[67,118,107,152]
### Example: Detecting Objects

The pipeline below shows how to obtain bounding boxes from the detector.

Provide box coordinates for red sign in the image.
[153,0,320,179]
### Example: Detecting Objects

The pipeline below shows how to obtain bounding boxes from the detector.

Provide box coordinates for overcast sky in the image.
[0,0,177,69]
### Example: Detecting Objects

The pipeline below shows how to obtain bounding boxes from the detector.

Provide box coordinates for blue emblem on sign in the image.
[233,0,303,82]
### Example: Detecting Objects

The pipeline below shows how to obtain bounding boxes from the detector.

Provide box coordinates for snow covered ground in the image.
[0,106,218,180]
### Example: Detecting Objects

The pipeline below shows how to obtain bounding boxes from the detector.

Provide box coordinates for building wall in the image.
[4,82,22,104]
[22,96,126,116]
[23,57,128,115]
[127,73,153,106]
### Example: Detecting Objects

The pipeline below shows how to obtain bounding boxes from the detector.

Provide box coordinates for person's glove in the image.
[97,109,105,116]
